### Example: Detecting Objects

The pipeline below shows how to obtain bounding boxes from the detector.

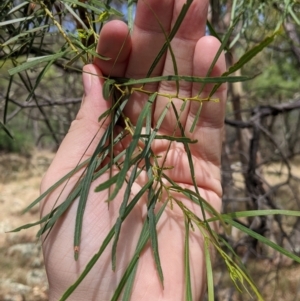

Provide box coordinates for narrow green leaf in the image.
[112,164,139,270]
[112,201,168,301]
[170,102,209,231]
[37,184,82,238]
[204,238,214,301]
[163,172,231,236]
[74,93,129,258]
[99,92,128,123]
[91,130,128,183]
[9,210,56,233]
[127,0,135,32]
[143,100,170,156]
[73,165,97,250]
[206,15,240,84]
[206,20,224,48]
[22,159,89,214]
[144,1,179,92]
[184,218,193,301]
[74,123,114,259]
[110,254,140,301]
[122,259,138,301]
[60,181,163,301]
[64,49,88,68]
[228,33,277,75]
[116,74,252,86]
[107,93,156,202]
[147,167,164,285]
[60,227,115,301]
[229,220,300,263]
[8,51,70,75]
[152,134,197,144]
[146,0,193,77]
[64,2,88,31]
[288,5,300,26]
[207,209,300,223]
[98,107,112,122]
[191,15,241,132]
[87,47,110,61]
[189,102,202,133]
[7,1,29,15]
[103,79,116,100]
[25,51,66,102]
[209,30,279,98]
[0,16,34,27]
[2,25,49,46]
[94,173,119,192]
[3,75,13,124]
[0,121,13,139]
[145,92,152,140]
[135,110,166,291]
[63,0,114,15]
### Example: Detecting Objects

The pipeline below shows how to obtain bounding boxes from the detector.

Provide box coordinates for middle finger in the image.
[154,0,208,134]
[123,0,175,121]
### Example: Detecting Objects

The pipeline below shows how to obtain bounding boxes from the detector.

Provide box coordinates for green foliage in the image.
[244,50,300,101]
[250,65,299,101]
[0,127,33,154]
[2,0,300,300]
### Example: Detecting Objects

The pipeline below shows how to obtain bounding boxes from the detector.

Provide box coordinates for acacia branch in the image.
[7,97,82,109]
[225,98,300,128]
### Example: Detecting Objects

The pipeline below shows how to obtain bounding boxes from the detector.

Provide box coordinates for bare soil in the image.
[0,150,54,301]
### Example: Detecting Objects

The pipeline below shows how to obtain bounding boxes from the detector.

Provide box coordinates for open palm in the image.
[40,0,226,300]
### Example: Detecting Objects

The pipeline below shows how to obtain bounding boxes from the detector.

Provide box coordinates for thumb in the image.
[41,64,111,192]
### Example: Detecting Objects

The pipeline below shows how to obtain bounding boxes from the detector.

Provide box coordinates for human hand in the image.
[40,0,227,300]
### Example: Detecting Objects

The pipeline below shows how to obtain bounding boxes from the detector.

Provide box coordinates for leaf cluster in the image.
[2,1,300,300]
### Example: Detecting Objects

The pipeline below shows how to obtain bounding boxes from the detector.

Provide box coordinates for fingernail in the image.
[83,71,92,96]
